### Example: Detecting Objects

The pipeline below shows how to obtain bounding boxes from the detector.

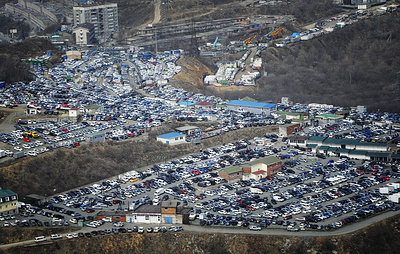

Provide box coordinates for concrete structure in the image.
[175,126,200,136]
[97,211,127,222]
[156,132,186,145]
[279,123,301,137]
[73,23,95,45]
[161,200,187,224]
[219,166,243,181]
[226,100,276,114]
[0,189,18,216]
[85,132,106,143]
[73,3,118,41]
[66,51,82,60]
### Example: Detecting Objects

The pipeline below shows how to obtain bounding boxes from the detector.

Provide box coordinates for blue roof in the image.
[177,101,196,106]
[157,132,185,139]
[227,100,276,108]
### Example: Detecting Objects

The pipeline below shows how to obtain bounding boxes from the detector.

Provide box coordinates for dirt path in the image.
[153,0,161,24]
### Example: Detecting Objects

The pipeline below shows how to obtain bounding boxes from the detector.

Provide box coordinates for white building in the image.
[73,23,95,45]
[156,132,186,145]
[73,3,118,41]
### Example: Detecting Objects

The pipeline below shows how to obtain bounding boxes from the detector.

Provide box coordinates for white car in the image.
[14,147,23,151]
[249,226,262,231]
[50,234,62,240]
[66,234,73,239]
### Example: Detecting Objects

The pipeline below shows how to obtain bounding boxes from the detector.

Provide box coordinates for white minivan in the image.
[155,188,165,196]
[34,236,47,243]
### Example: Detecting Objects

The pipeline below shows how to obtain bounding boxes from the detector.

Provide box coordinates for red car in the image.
[23,136,30,142]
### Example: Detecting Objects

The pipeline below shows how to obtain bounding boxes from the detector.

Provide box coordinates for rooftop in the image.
[0,189,17,198]
[248,156,281,166]
[133,204,161,214]
[227,100,276,109]
[157,132,185,139]
[219,165,243,175]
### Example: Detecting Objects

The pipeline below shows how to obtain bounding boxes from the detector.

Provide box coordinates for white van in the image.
[34,236,47,243]
[155,188,165,196]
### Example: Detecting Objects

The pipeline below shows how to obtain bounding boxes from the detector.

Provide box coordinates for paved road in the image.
[1,210,399,249]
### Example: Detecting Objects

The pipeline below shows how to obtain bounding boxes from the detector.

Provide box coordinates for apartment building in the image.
[73,3,118,41]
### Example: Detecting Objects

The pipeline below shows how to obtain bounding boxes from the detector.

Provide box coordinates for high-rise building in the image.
[73,3,118,42]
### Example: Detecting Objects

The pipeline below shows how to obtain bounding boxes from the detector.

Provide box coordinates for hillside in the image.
[173,12,400,112]
[0,38,60,83]
[0,125,277,197]
[1,213,400,254]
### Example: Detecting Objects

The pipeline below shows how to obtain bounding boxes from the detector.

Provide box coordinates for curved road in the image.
[1,210,399,249]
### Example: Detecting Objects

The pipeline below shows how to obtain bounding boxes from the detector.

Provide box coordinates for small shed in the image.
[176,126,200,136]
[156,132,186,145]
[97,211,127,222]
[86,132,106,143]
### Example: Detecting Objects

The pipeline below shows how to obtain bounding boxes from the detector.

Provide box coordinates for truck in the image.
[0,150,6,158]
[14,151,26,159]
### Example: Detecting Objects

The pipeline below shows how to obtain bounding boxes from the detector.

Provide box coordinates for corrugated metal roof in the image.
[227,100,276,109]
[367,152,390,158]
[349,150,368,155]
[157,132,185,139]
[356,142,387,147]
[0,189,16,198]
[248,156,281,166]
[219,165,243,174]
[308,136,326,142]
[323,138,359,145]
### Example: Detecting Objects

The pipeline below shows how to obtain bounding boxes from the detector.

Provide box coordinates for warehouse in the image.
[226,100,276,114]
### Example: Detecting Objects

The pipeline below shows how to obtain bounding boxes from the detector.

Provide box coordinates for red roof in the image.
[70,108,79,110]
[252,170,266,175]
[196,101,213,106]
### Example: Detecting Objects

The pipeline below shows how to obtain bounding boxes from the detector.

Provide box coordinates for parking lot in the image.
[1,46,400,240]
[2,136,400,236]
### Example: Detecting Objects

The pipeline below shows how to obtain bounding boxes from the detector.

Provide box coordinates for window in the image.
[11,196,16,200]
[175,138,178,140]
[158,216,161,221]
[0,198,2,203]
[164,208,168,211]
[5,197,9,202]
[180,137,183,140]
[145,215,149,220]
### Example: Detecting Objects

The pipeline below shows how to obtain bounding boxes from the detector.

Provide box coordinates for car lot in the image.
[2,137,400,234]
[1,46,400,238]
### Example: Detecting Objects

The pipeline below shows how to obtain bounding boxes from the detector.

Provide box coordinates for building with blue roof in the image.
[226,100,276,114]
[156,132,186,145]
